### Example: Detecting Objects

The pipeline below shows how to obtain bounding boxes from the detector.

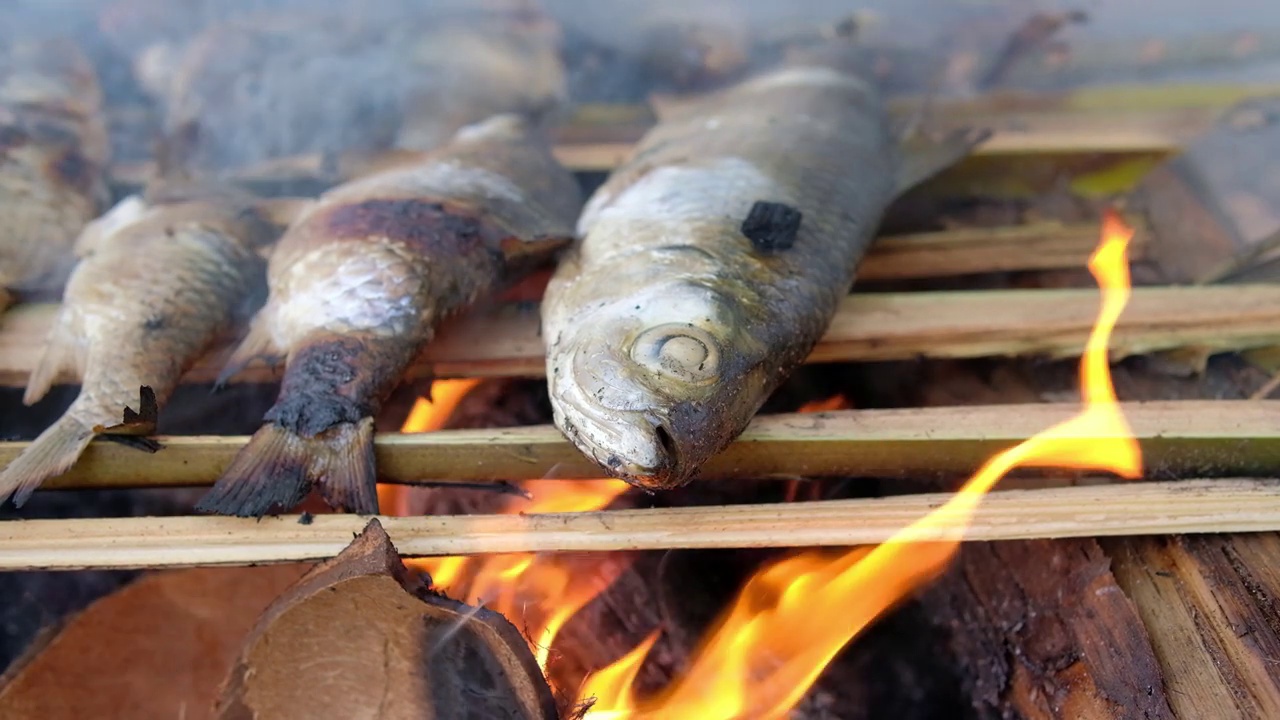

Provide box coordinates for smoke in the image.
[2,0,1279,176]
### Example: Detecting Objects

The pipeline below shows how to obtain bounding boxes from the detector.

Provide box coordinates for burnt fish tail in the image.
[197,332,415,517]
[199,114,583,518]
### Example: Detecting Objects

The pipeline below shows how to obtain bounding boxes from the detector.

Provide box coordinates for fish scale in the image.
[0,191,291,508]
[197,114,583,518]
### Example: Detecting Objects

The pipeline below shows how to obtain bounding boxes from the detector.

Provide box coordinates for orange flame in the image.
[411,478,630,672]
[387,379,631,675]
[377,378,483,515]
[577,210,1142,718]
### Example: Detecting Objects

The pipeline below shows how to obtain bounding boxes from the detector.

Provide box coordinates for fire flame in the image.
[410,478,630,672]
[377,378,483,515]
[390,378,630,675]
[576,210,1142,718]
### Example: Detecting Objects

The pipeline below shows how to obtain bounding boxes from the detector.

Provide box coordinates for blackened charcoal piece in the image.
[741,200,802,253]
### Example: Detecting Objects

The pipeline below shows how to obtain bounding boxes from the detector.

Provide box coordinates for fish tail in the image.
[195,417,378,517]
[315,418,378,514]
[0,415,95,507]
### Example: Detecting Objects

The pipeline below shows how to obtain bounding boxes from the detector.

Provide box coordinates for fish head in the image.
[548,279,769,490]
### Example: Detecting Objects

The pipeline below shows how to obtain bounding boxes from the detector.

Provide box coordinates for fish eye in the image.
[630,324,721,385]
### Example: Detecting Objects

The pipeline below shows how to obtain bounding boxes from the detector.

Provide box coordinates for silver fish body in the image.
[0,187,289,507]
[198,114,583,517]
[543,46,984,489]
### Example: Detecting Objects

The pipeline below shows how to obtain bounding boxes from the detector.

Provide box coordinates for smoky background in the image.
[3,0,1279,174]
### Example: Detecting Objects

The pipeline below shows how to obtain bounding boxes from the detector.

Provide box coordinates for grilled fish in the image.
[0,184,302,507]
[197,114,582,517]
[542,41,989,490]
[0,39,111,309]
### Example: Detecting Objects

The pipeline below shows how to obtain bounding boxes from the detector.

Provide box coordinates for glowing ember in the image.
[577,210,1142,718]
[796,394,851,414]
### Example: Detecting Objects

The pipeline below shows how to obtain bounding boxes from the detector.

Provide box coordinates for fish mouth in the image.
[550,378,690,491]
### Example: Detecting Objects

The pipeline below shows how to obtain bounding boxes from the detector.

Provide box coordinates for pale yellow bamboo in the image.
[4,284,1279,386]
[5,401,1279,489]
[0,479,1275,571]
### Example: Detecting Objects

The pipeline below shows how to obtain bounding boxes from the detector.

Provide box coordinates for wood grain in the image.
[5,284,1280,386]
[1,479,1278,571]
[6,401,1280,489]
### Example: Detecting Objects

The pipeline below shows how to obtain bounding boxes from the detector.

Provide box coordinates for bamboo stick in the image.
[12,401,1280,490]
[1,479,1276,571]
[107,97,1233,186]
[3,284,1279,386]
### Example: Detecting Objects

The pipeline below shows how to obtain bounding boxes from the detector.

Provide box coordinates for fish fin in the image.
[0,288,10,312]
[498,234,575,270]
[0,415,95,507]
[195,423,315,517]
[92,386,159,436]
[195,418,379,517]
[73,194,150,257]
[974,11,1088,91]
[24,316,82,406]
[215,314,281,389]
[894,126,992,196]
[315,418,379,515]
[251,197,315,229]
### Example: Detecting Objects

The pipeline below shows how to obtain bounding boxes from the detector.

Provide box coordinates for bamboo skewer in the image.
[106,98,1236,185]
[11,401,1280,490]
[3,284,1278,386]
[1,479,1276,571]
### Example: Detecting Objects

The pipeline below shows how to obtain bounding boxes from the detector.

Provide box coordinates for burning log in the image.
[0,479,1278,572]
[6,285,1280,385]
[916,539,1176,719]
[1103,533,1280,717]
[10,401,1280,490]
[215,519,559,720]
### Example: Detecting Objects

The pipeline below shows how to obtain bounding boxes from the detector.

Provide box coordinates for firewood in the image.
[0,479,1277,572]
[0,564,310,720]
[214,519,558,720]
[9,401,1280,490]
[1103,534,1280,719]
[6,285,1280,386]
[916,539,1176,719]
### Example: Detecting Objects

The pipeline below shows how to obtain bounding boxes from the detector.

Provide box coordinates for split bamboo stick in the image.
[0,479,1276,571]
[107,96,1233,186]
[12,401,1280,490]
[2,284,1278,386]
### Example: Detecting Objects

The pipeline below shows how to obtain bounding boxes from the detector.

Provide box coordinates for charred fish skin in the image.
[0,188,289,508]
[197,115,583,518]
[543,46,986,490]
[0,39,111,305]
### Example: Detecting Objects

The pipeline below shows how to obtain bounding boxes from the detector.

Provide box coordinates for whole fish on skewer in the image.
[0,39,111,310]
[542,39,990,490]
[197,114,582,518]
[0,183,306,507]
